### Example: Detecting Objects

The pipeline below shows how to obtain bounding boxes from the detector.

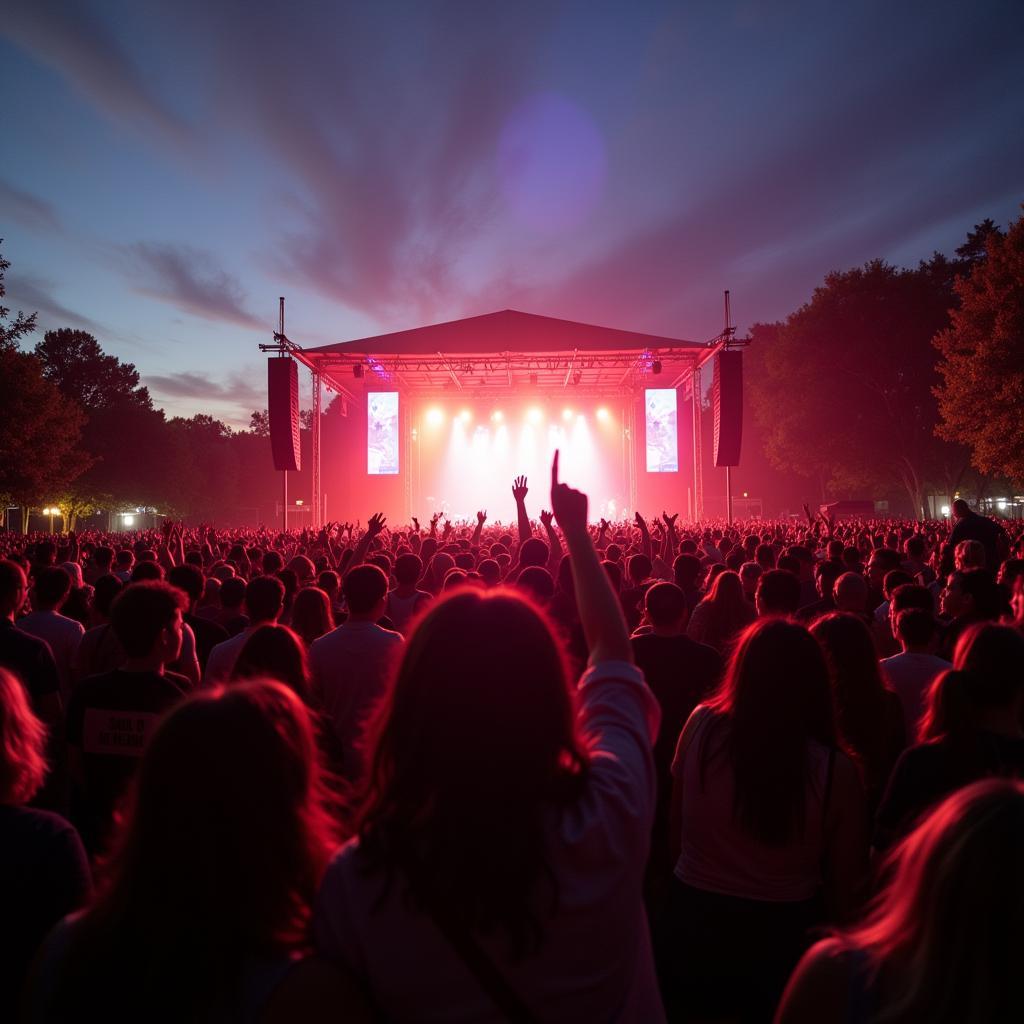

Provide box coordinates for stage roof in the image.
[293,309,720,397]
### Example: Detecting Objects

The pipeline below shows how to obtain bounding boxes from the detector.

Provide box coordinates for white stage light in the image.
[562,408,573,421]
[596,407,610,422]
[459,409,472,423]
[527,407,543,424]
[426,407,444,426]
[491,410,504,422]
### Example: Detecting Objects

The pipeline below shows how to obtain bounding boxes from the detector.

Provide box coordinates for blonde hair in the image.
[0,668,48,804]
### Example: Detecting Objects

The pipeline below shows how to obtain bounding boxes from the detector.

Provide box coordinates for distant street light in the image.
[42,506,59,533]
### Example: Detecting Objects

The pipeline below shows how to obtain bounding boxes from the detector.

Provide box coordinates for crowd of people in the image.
[2,474,1023,1022]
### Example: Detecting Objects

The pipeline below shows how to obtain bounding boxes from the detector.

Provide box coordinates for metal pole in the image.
[691,367,704,520]
[726,465,733,524]
[279,296,288,533]
[312,371,322,529]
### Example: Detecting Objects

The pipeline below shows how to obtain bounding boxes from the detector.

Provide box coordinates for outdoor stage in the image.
[264,309,728,525]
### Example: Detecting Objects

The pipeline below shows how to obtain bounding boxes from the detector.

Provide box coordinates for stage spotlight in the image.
[426,407,444,426]
[596,407,610,422]
[459,409,472,423]
[652,360,662,375]
[562,408,573,421]
[491,410,504,422]
[527,407,543,424]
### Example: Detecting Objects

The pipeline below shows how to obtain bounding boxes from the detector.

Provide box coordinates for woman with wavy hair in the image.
[663,618,867,1022]
[290,587,335,649]
[1,668,91,1008]
[685,569,756,654]
[314,453,665,1021]
[25,681,368,1022]
[777,779,1024,1022]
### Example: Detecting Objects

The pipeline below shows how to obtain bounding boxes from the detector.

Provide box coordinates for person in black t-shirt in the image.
[67,582,190,855]
[0,560,61,724]
[167,563,228,672]
[949,498,1010,574]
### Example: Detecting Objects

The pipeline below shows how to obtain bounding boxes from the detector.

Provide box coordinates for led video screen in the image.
[367,392,399,475]
[645,388,678,473]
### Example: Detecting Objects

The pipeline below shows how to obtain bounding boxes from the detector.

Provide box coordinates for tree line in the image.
[1,209,1022,526]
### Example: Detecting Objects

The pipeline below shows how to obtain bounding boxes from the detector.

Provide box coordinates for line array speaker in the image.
[268,358,302,472]
[713,350,743,467]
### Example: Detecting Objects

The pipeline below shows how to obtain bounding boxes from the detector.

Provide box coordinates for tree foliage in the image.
[934,209,1024,484]
[0,238,38,353]
[748,258,968,515]
[35,328,152,411]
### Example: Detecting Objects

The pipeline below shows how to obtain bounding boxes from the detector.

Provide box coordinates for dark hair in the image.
[54,681,338,1016]
[673,554,702,589]
[519,537,549,569]
[167,563,205,604]
[777,554,800,575]
[840,780,1024,1022]
[954,569,1005,621]
[756,568,801,615]
[92,574,124,618]
[343,564,388,616]
[891,583,934,615]
[0,560,27,601]
[289,587,334,648]
[32,566,72,606]
[394,553,423,586]
[811,613,893,792]
[110,582,187,658]
[704,619,836,845]
[517,566,554,603]
[130,561,163,582]
[627,553,652,583]
[233,626,311,701]
[220,576,246,609]
[895,608,937,647]
[601,559,622,592]
[245,575,285,624]
[355,589,588,955]
[644,582,687,629]
[953,623,1024,709]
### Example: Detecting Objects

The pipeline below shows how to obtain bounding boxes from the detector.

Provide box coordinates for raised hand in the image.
[442,518,452,537]
[512,476,529,502]
[476,510,487,525]
[412,516,421,531]
[430,512,442,527]
[550,450,587,534]
[599,518,610,532]
[663,511,679,528]
[367,512,386,537]
[634,511,649,532]
[540,509,554,529]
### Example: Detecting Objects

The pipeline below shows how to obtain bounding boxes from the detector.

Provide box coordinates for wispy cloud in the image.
[0,179,61,232]
[2,1,195,150]
[145,370,264,409]
[5,273,103,335]
[124,243,263,328]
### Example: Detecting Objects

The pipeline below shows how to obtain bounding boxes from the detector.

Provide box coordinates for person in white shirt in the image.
[314,454,666,1022]
[18,566,84,699]
[880,608,950,739]
[309,565,403,780]
[204,576,284,685]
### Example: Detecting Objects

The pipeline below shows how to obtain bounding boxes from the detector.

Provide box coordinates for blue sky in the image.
[2,0,1022,427]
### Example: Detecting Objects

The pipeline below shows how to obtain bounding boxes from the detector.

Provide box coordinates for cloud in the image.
[125,243,263,328]
[0,179,61,231]
[5,273,103,334]
[2,1,194,149]
[145,370,264,408]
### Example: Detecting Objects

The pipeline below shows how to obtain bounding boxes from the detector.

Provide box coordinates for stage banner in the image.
[645,388,678,473]
[367,392,399,475]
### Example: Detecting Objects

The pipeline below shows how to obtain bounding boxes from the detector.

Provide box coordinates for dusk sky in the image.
[2,1,1022,428]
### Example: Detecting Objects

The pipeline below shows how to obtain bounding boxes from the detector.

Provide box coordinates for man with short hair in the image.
[310,564,404,780]
[949,498,1010,572]
[0,560,61,723]
[167,563,228,672]
[204,575,285,684]
[17,565,85,699]
[755,568,801,617]
[66,582,189,853]
[385,553,432,634]
[880,608,949,737]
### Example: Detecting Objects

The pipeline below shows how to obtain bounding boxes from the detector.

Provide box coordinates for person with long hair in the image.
[663,618,867,1022]
[0,668,91,1010]
[233,624,312,703]
[810,613,906,811]
[875,623,1024,850]
[290,587,335,649]
[685,569,756,654]
[776,779,1024,1023]
[24,680,369,1022]
[314,453,666,1021]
